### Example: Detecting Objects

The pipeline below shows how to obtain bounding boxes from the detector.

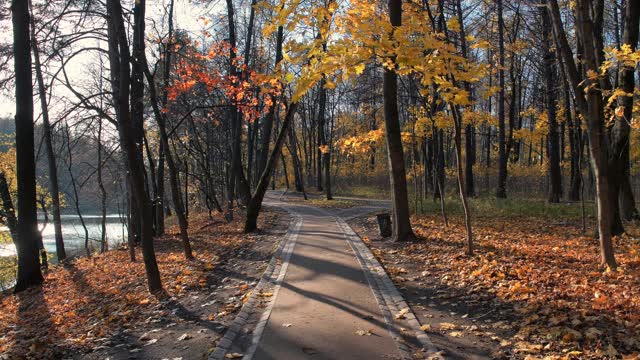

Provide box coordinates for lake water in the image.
[0,214,128,261]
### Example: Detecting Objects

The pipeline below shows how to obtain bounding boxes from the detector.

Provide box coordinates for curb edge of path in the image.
[209,208,302,360]
[332,214,442,359]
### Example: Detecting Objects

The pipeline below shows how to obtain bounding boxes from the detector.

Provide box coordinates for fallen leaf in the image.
[395,308,410,319]
[438,322,456,331]
[177,333,192,341]
[225,353,243,359]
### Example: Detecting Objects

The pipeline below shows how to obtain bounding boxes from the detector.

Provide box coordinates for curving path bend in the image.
[210,191,438,360]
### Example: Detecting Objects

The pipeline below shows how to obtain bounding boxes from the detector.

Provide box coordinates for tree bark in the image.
[155,0,174,236]
[245,103,299,232]
[496,0,507,199]
[316,77,326,192]
[29,0,66,262]
[225,0,251,207]
[384,0,415,242]
[612,0,639,221]
[144,59,193,261]
[548,0,616,269]
[107,0,162,292]
[455,0,474,197]
[541,5,562,203]
[0,171,17,240]
[11,0,44,292]
[258,23,284,178]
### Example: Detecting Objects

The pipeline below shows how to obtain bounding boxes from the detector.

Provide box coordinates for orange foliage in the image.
[165,38,282,123]
[0,211,279,359]
[366,215,640,358]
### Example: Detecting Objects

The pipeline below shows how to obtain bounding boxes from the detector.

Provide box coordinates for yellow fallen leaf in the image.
[225,353,243,359]
[420,324,431,332]
[438,322,456,331]
[395,308,410,319]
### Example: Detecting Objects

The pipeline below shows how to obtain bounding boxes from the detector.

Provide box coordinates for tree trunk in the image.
[63,121,90,257]
[455,0,474,197]
[0,171,17,240]
[225,0,251,207]
[144,59,193,260]
[11,0,44,292]
[452,106,473,254]
[612,0,639,221]
[29,0,66,262]
[324,108,333,200]
[542,6,562,203]
[245,103,299,232]
[155,0,174,236]
[549,0,616,269]
[107,0,162,291]
[258,24,284,178]
[384,0,415,242]
[287,121,306,195]
[316,77,326,192]
[97,118,108,253]
[496,0,507,199]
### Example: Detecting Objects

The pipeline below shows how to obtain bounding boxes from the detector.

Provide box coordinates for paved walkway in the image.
[211,192,434,360]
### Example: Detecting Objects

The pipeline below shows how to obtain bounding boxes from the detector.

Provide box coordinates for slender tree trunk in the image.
[258,24,284,178]
[316,78,326,192]
[613,0,639,221]
[451,106,473,254]
[245,103,299,232]
[63,121,90,257]
[143,133,158,235]
[384,0,415,242]
[11,0,43,292]
[107,0,162,291]
[29,0,66,262]
[542,6,562,203]
[455,0,474,197]
[287,121,306,195]
[154,0,174,237]
[0,172,17,240]
[97,119,108,253]
[549,0,616,269]
[225,0,251,207]
[144,60,193,260]
[325,109,333,200]
[243,0,258,187]
[496,0,507,198]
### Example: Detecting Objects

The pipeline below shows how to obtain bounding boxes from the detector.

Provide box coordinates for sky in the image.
[0,0,220,119]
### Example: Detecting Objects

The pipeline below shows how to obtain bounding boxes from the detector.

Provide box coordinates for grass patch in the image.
[413,195,596,220]
[305,198,361,209]
[335,185,390,199]
[0,231,11,245]
[0,256,16,291]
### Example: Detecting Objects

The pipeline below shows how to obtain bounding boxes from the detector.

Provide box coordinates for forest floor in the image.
[0,208,288,360]
[349,212,640,359]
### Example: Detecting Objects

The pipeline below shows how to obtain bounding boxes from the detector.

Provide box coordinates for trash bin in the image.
[376,213,392,238]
